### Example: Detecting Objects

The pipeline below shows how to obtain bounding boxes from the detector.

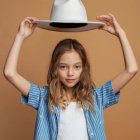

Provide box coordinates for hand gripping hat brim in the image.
[33,0,105,32]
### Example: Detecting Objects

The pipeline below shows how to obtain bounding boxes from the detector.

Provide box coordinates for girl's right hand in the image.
[17,17,38,39]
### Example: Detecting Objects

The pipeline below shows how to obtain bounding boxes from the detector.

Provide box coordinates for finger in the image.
[96,15,112,20]
[26,17,38,22]
[23,17,38,27]
[26,16,38,19]
[98,26,104,30]
[31,23,37,30]
[108,13,120,25]
[96,17,113,24]
[97,19,112,27]
[96,16,113,25]
[20,20,30,28]
[21,18,32,25]
[108,13,120,27]
[108,13,115,20]
[20,17,35,26]
[98,25,108,31]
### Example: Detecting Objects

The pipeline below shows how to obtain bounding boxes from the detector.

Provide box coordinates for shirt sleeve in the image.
[95,80,120,109]
[21,83,45,110]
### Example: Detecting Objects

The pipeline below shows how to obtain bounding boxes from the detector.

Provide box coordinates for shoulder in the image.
[91,80,113,98]
[94,80,113,92]
[41,85,49,96]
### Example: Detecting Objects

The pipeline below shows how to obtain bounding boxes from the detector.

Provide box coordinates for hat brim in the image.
[33,20,105,32]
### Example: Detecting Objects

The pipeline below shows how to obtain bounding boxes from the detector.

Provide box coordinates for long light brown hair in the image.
[47,39,96,112]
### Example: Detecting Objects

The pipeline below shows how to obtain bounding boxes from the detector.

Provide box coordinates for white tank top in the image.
[57,102,89,140]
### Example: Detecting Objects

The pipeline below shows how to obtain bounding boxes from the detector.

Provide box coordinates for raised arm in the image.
[96,14,138,93]
[4,17,37,97]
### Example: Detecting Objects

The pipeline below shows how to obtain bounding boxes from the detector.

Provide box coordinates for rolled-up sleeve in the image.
[21,83,43,110]
[95,80,120,109]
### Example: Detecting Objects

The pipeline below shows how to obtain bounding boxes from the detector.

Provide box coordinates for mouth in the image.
[66,79,75,83]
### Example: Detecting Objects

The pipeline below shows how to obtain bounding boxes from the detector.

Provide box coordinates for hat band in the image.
[50,22,88,28]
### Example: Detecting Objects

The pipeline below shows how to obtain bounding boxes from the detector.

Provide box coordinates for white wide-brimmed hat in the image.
[33,0,105,32]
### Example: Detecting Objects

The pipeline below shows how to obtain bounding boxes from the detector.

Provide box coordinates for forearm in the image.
[118,31,138,73]
[4,34,25,77]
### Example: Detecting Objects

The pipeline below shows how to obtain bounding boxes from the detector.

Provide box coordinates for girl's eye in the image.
[59,65,67,70]
[59,65,82,70]
[75,65,82,69]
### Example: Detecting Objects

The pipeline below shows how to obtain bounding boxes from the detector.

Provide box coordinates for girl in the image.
[4,14,138,140]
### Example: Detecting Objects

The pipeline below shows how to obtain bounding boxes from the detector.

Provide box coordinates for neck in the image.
[64,87,75,101]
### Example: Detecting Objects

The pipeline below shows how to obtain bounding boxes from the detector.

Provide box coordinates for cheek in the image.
[57,70,65,79]
[76,69,83,78]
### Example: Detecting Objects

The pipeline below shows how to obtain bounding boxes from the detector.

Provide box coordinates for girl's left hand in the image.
[96,13,125,37]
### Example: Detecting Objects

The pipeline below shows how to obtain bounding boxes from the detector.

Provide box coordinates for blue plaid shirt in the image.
[21,80,120,140]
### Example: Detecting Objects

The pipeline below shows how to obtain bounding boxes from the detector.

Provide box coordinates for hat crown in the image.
[50,0,88,22]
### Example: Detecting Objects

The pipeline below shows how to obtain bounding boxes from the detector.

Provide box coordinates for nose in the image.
[67,67,74,76]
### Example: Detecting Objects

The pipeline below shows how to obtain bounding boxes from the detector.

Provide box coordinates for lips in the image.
[66,79,75,83]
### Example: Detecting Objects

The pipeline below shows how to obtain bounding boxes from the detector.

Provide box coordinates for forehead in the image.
[59,50,82,64]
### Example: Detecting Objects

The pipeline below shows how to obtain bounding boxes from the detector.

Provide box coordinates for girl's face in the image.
[57,50,83,90]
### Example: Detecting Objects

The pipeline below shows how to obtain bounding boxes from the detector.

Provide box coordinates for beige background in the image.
[0,0,140,140]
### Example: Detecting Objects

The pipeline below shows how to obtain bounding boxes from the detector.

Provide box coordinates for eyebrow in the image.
[59,62,82,65]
